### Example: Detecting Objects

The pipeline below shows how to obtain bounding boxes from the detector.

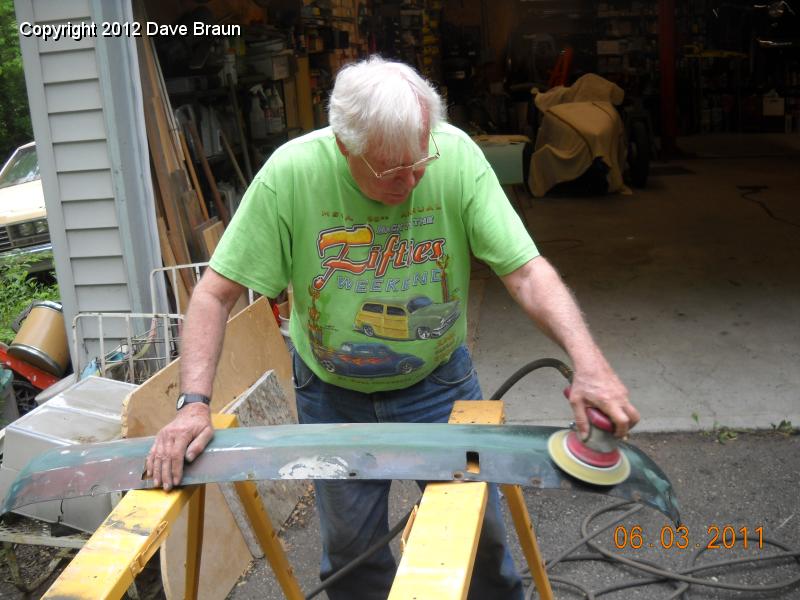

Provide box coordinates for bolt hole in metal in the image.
[452,471,464,480]
[466,451,480,474]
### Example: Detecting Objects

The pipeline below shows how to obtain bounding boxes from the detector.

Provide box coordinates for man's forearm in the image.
[501,257,607,372]
[179,281,236,396]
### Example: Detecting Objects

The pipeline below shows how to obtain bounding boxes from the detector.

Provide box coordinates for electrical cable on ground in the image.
[737,185,800,229]
[520,499,800,599]
[302,359,800,599]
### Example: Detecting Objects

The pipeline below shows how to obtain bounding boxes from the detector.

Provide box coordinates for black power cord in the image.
[522,500,800,599]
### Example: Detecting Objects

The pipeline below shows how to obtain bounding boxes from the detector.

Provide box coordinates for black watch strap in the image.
[176,393,211,410]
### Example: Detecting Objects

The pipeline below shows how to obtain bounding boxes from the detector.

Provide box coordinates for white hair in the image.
[328,56,446,163]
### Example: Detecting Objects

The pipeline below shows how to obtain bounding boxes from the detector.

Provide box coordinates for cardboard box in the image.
[597,40,625,55]
[763,96,785,117]
[248,50,292,80]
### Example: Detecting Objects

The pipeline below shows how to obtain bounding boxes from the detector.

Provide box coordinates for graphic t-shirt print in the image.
[305,214,460,380]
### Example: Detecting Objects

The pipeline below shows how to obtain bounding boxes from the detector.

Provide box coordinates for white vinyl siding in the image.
[17,0,162,368]
[62,200,119,229]
[45,80,103,113]
[50,111,107,143]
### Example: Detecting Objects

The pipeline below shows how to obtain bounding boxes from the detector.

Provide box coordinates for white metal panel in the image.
[44,80,102,113]
[41,48,97,83]
[66,228,122,257]
[63,199,118,229]
[75,284,132,312]
[37,22,95,53]
[32,0,90,22]
[53,140,110,172]
[72,256,128,285]
[50,110,106,143]
[58,169,114,200]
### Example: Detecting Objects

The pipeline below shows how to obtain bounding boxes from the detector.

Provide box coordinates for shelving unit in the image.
[300,0,368,128]
[675,0,800,134]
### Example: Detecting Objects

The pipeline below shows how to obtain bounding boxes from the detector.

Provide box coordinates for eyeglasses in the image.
[360,134,440,180]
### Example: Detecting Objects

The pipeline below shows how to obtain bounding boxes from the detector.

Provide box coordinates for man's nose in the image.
[398,166,417,187]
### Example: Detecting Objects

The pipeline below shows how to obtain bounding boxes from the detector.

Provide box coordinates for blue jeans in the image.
[293,345,524,600]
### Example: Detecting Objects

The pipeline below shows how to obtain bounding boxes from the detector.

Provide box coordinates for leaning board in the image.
[121,296,295,438]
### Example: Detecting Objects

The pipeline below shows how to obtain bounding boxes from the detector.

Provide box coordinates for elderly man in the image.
[147,56,639,599]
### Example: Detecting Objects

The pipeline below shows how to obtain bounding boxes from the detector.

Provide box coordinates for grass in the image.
[692,411,796,443]
[0,252,60,345]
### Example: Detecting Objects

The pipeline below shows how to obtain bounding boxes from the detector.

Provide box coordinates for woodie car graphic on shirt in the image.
[354,295,460,341]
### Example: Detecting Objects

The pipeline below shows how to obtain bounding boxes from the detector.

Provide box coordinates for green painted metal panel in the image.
[1,423,680,523]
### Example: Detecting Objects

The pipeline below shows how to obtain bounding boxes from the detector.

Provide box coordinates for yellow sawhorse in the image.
[42,403,552,600]
[389,400,554,600]
[41,414,303,600]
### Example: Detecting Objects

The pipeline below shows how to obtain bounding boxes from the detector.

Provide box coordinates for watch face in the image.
[176,395,186,410]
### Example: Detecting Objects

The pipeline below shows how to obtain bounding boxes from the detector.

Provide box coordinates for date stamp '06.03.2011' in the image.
[614,524,766,551]
[18,20,241,42]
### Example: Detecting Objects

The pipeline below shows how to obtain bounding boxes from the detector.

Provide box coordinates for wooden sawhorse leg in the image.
[503,484,554,599]
[390,400,553,600]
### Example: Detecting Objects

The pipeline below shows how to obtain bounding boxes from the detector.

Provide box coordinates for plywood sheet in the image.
[121,297,294,438]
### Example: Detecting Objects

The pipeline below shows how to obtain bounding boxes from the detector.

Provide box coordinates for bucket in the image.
[8,301,70,376]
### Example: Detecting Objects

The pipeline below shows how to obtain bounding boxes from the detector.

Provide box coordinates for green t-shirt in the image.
[210,123,538,392]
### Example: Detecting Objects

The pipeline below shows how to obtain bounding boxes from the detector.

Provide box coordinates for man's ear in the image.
[335,137,349,157]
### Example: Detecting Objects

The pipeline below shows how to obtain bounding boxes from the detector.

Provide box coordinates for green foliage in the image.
[771,419,796,436]
[0,253,59,344]
[0,0,33,159]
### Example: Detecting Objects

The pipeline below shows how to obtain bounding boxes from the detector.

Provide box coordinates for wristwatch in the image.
[176,393,211,410]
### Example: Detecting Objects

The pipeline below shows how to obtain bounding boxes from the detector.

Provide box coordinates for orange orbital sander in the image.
[548,400,631,486]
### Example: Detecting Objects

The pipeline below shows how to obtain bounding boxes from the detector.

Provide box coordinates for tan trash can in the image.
[8,300,70,376]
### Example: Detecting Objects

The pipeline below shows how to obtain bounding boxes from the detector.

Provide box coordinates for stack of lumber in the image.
[136,28,233,310]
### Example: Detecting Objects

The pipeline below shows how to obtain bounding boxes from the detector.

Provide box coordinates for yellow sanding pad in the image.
[548,429,631,486]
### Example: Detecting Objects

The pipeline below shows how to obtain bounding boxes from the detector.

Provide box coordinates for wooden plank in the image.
[502,485,553,600]
[146,104,193,278]
[294,57,315,132]
[180,131,209,221]
[283,77,301,139]
[389,401,503,600]
[219,128,248,189]
[184,485,206,600]
[200,219,224,257]
[121,297,294,438]
[226,73,253,182]
[217,370,306,557]
[186,120,230,226]
[155,217,191,313]
[180,187,207,262]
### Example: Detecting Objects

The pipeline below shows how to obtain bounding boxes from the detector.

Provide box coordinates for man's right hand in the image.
[146,403,214,491]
